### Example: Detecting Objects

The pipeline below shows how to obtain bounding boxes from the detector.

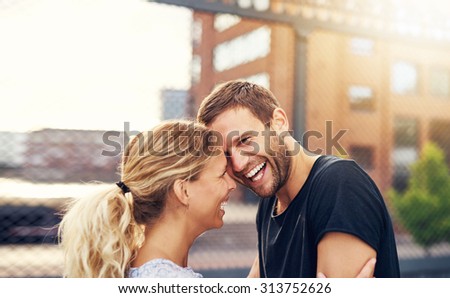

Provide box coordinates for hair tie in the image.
[116,181,130,194]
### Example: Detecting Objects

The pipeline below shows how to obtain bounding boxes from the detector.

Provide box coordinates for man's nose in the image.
[230,148,248,173]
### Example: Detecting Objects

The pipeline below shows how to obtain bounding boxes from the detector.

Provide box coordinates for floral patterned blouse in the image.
[128,258,203,278]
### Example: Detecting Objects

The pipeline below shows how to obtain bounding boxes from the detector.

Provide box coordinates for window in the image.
[233,0,270,11]
[192,19,202,48]
[348,85,375,110]
[161,90,188,120]
[191,55,201,84]
[350,145,374,170]
[350,37,374,56]
[392,117,419,191]
[241,73,270,89]
[213,26,271,72]
[394,118,418,148]
[430,120,450,166]
[253,0,270,11]
[430,68,450,98]
[391,61,419,95]
[214,14,241,32]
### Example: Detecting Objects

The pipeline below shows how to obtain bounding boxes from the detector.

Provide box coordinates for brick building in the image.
[25,129,123,182]
[189,11,450,194]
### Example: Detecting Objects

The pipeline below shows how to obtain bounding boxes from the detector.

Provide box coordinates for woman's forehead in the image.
[203,150,226,171]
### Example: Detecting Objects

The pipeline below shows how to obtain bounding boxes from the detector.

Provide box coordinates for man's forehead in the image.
[207,108,262,133]
[209,126,260,154]
[209,125,256,148]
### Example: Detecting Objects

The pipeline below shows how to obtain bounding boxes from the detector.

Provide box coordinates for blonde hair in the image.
[59,120,217,277]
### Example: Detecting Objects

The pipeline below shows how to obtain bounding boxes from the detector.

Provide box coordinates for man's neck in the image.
[276,141,320,214]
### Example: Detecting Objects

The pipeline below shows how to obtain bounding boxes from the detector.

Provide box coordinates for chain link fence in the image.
[1,0,450,277]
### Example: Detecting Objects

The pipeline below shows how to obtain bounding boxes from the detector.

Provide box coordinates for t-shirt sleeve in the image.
[310,160,386,253]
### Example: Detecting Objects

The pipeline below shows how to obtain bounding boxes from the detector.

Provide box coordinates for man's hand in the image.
[317,258,376,278]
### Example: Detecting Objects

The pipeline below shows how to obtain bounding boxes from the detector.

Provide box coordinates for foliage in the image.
[389,142,450,248]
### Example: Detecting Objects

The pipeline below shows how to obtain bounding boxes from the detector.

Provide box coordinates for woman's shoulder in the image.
[128,258,203,278]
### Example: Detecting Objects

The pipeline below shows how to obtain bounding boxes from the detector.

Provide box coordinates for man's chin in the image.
[250,186,276,199]
[239,176,277,198]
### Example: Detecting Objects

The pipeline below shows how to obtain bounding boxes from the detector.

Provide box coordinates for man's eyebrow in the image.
[232,131,254,143]
[226,134,240,148]
[225,131,257,154]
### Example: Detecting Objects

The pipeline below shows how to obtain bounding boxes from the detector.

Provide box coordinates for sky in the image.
[0,0,192,132]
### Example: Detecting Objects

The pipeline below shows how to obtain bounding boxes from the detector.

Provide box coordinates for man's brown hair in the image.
[197,80,281,126]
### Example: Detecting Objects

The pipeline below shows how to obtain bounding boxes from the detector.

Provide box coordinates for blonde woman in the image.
[59,120,236,278]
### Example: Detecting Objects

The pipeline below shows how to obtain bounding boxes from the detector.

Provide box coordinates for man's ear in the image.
[271,108,289,131]
[173,179,189,206]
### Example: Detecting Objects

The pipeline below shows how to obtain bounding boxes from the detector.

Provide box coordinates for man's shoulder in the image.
[311,155,362,181]
[306,155,380,201]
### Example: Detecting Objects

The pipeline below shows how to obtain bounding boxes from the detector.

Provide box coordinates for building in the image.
[0,132,27,169]
[161,89,190,120]
[25,129,123,182]
[190,10,450,193]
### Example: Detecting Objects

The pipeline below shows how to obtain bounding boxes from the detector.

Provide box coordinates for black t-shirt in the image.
[256,155,400,278]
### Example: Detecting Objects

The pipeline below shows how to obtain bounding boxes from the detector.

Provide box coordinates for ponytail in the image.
[59,120,216,277]
[58,185,143,277]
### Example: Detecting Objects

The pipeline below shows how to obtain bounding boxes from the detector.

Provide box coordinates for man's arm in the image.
[249,248,376,278]
[247,254,260,278]
[318,258,376,278]
[317,232,376,277]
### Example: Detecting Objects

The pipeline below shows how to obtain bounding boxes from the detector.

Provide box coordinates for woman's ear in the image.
[173,179,189,207]
[271,108,289,131]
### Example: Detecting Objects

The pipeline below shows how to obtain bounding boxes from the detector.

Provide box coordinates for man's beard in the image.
[250,143,291,199]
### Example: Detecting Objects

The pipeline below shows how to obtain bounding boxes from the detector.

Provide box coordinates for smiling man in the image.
[197,80,400,278]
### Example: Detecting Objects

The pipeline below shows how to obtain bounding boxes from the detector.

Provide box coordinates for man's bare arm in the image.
[317,232,376,278]
[248,247,376,278]
[317,258,376,278]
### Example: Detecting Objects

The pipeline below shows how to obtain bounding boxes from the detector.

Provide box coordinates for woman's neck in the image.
[133,214,197,268]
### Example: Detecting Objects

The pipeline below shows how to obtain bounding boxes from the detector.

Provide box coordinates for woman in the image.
[58,120,236,277]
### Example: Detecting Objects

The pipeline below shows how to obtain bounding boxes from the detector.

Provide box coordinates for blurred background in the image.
[1,0,449,277]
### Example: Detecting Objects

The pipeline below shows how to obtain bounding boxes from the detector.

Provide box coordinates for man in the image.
[197,80,400,278]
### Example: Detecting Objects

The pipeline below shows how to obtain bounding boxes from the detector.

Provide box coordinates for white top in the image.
[128,258,203,278]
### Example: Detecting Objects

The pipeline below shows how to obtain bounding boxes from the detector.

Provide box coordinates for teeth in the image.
[245,162,266,178]
[220,201,227,210]
[252,170,264,182]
